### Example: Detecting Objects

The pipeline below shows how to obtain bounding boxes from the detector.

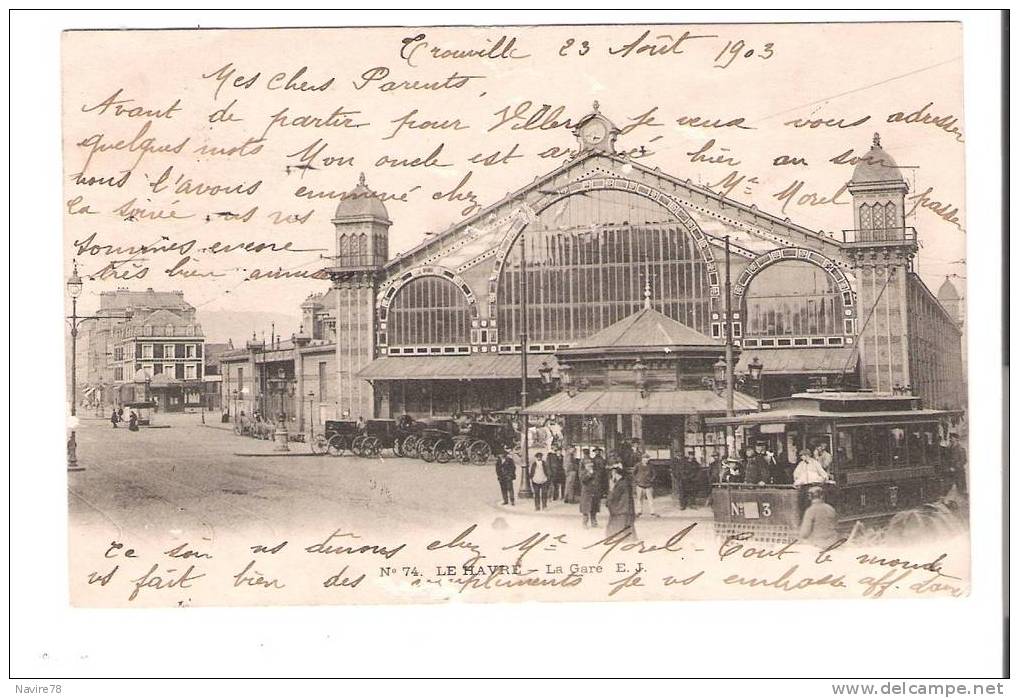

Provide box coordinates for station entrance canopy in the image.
[358,354,558,381]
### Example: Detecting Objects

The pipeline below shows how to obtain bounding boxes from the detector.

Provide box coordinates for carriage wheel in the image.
[393,437,404,457]
[327,434,348,456]
[365,437,382,457]
[402,436,418,458]
[469,441,492,465]
[310,433,329,455]
[452,440,469,463]
[433,440,453,464]
[420,439,437,462]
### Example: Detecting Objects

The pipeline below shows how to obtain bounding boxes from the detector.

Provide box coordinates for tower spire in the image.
[643,264,652,310]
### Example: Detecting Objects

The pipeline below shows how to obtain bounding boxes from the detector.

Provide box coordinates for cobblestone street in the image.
[68,412,713,553]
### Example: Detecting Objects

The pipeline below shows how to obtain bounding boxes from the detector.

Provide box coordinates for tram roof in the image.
[705,406,951,428]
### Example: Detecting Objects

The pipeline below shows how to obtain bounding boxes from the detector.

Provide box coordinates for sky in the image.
[62,22,967,317]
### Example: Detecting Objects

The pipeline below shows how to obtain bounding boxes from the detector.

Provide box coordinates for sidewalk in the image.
[489,493,714,521]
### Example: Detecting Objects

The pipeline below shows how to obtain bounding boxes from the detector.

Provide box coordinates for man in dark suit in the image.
[675,450,701,510]
[592,447,608,499]
[547,448,566,501]
[496,451,516,506]
[744,445,769,485]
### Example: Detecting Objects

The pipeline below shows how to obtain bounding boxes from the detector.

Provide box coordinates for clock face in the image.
[581,120,608,145]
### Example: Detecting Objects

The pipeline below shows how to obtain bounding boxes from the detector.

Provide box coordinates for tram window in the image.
[888,427,907,467]
[872,427,891,468]
[923,426,941,467]
[908,428,927,466]
[837,427,872,469]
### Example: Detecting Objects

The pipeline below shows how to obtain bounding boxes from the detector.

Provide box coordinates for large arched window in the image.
[743,261,844,338]
[497,189,712,344]
[386,276,471,347]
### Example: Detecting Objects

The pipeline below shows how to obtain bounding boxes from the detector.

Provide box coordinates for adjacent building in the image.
[84,288,206,411]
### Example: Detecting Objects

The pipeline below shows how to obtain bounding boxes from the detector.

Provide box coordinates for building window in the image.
[185,344,196,358]
[742,261,845,338]
[163,364,174,375]
[164,344,174,358]
[497,190,712,344]
[113,347,123,361]
[318,361,328,400]
[387,276,472,347]
[141,344,153,359]
[114,367,123,381]
[185,364,198,380]
[238,368,244,396]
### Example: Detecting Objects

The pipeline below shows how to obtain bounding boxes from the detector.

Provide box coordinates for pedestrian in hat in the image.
[495,450,516,506]
[605,463,637,541]
[579,450,600,528]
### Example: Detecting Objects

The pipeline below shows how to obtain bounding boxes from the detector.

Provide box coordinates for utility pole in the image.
[724,236,735,417]
[518,231,533,499]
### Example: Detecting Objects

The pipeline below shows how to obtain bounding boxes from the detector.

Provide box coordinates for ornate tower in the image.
[326,173,390,418]
[845,133,916,394]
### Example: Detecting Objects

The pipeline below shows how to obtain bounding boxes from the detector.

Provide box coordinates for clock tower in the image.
[573,101,619,153]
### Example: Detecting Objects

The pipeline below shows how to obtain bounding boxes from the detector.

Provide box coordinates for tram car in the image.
[705,391,960,544]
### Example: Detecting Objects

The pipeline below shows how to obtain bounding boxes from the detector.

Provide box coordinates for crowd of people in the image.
[494,444,642,538]
[491,435,849,539]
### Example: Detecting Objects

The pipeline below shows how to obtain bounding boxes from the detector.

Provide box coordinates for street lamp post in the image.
[66,263,84,471]
[517,230,533,500]
[307,390,316,441]
[272,367,289,452]
[538,360,554,396]
[65,262,134,472]
[747,356,765,404]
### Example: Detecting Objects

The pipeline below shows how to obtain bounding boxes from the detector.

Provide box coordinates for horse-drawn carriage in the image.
[450,420,516,464]
[400,419,458,462]
[350,419,414,457]
[309,419,362,456]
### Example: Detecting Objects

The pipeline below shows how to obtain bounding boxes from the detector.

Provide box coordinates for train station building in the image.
[220,105,966,447]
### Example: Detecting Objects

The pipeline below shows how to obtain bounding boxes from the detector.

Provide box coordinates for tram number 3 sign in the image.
[731,501,773,519]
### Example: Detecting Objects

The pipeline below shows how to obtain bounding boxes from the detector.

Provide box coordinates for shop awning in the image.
[736,347,858,375]
[521,389,758,416]
[358,354,557,381]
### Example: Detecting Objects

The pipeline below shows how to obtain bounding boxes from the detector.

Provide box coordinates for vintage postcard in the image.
[62,22,970,607]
